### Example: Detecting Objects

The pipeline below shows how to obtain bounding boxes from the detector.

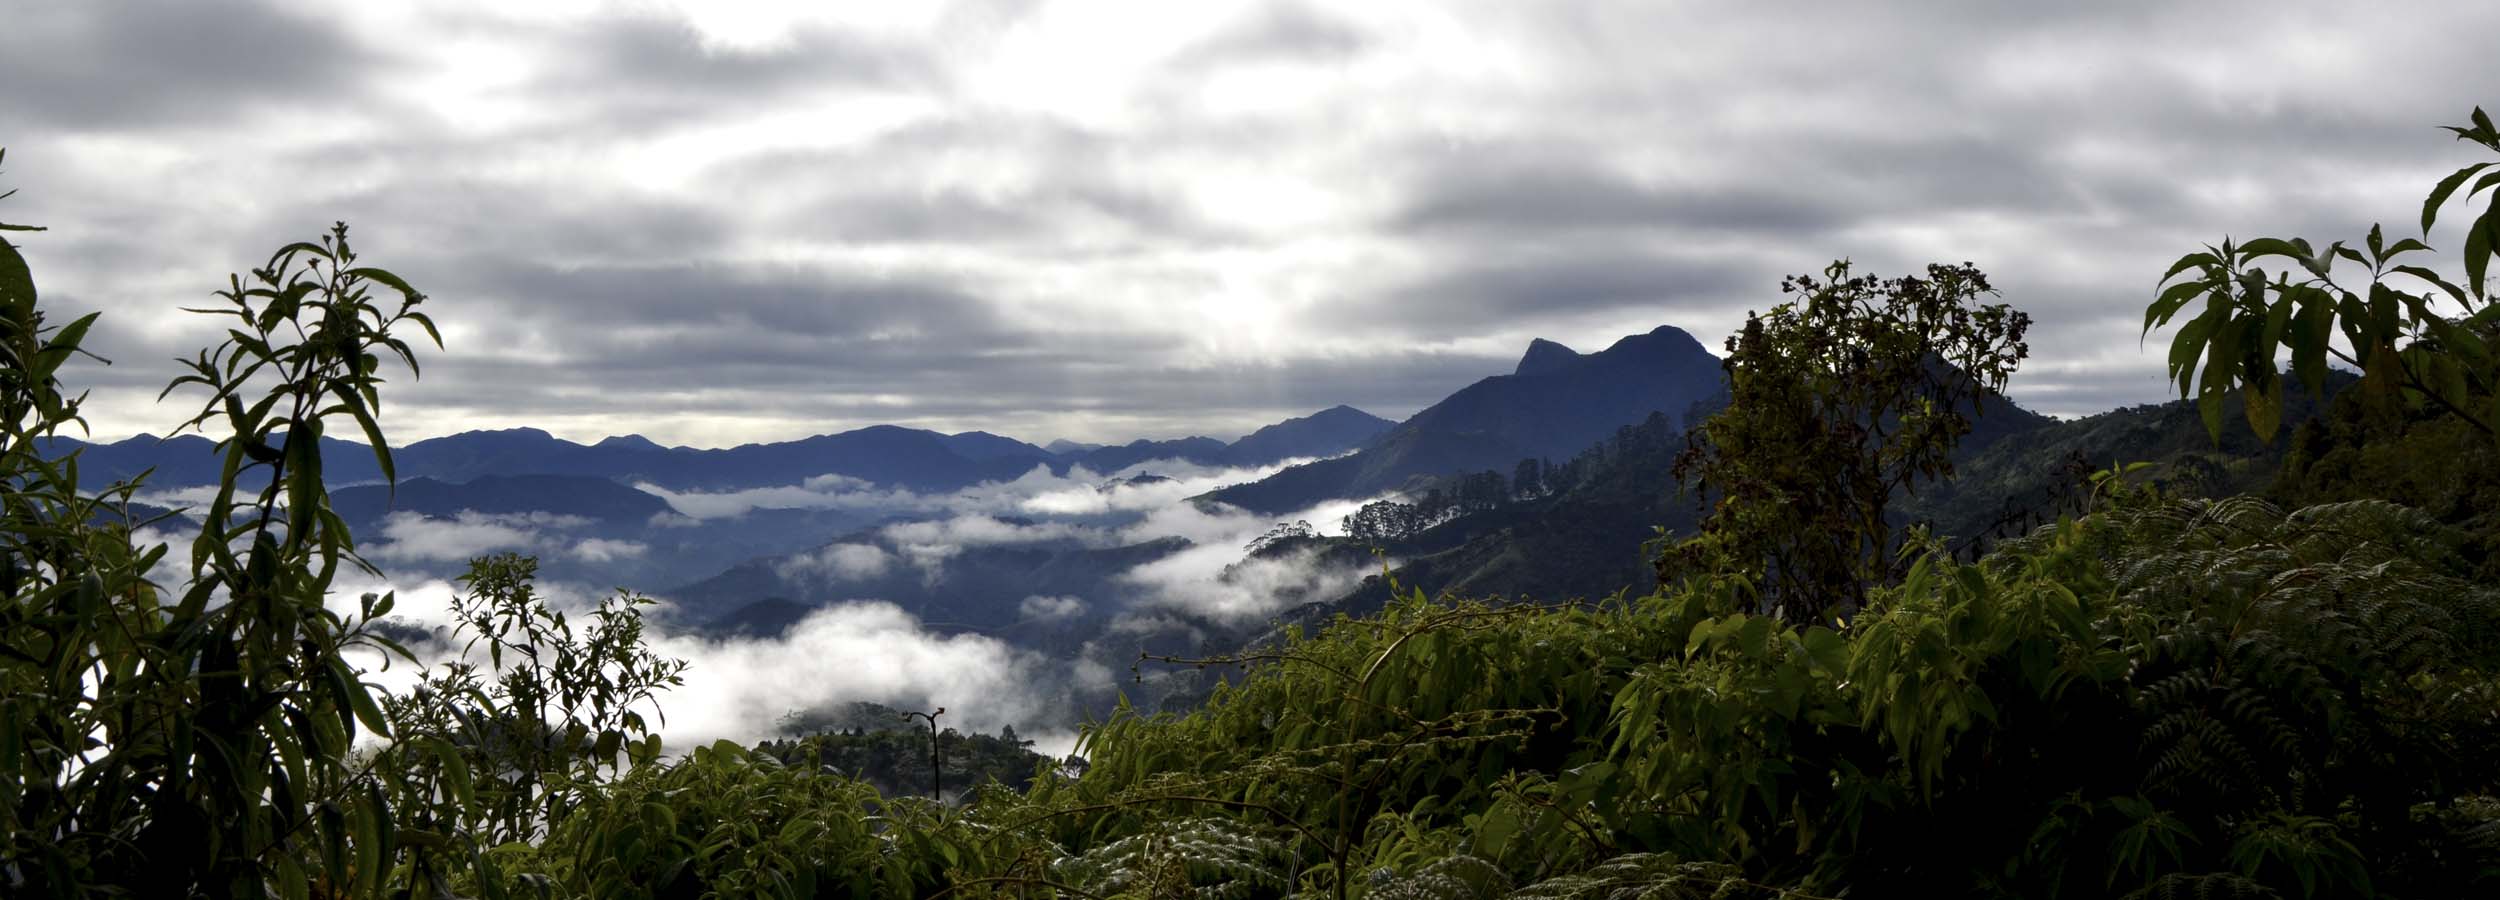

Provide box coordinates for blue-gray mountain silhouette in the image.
[1204,326,1725,514]
[47,405,1392,496]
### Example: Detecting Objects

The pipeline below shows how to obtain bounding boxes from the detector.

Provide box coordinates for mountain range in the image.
[1204,325,1726,513]
[51,406,1396,495]
[44,325,1775,626]
[54,319,2364,727]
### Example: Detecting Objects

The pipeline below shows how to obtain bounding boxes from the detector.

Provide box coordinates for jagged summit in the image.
[1206,323,1729,513]
[1514,338,1583,376]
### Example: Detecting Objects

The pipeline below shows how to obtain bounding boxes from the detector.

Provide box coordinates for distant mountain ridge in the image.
[1288,375,2342,631]
[1204,326,1727,514]
[49,406,1396,495]
[329,474,674,527]
[1223,405,1395,463]
[1058,405,1396,474]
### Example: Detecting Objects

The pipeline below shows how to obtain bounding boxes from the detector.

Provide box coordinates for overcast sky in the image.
[6,1,2496,448]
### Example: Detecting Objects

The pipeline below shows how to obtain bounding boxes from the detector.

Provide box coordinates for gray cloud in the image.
[1390,148,1844,237]
[7,0,2499,448]
[0,0,393,130]
[1173,4,1371,69]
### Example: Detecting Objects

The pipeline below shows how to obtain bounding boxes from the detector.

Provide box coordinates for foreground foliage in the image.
[3,156,453,894]
[468,492,2496,899]
[1660,259,2031,625]
[2150,108,2500,441]
[10,111,2500,899]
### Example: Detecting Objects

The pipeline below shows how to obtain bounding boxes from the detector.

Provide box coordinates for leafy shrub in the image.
[2149,107,2500,441]
[1660,260,2031,624]
[1,170,451,893]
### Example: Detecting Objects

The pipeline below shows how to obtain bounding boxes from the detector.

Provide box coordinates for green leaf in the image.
[286,420,321,543]
[2145,279,2210,336]
[2422,161,2493,232]
[2198,343,2229,442]
[2381,237,2434,261]
[2262,292,2295,354]
[2168,310,2222,392]
[2159,251,2221,284]
[2391,264,2470,306]
[2474,189,2500,298]
[429,737,475,807]
[332,657,391,738]
[0,237,34,308]
[344,266,425,302]
[2293,301,2333,397]
[2244,376,2282,443]
[2431,352,2471,410]
[405,310,444,350]
[1471,807,1519,859]
[329,381,395,487]
[2470,168,2500,202]
[1802,626,1846,673]
[33,311,100,379]
[2464,212,2491,300]
[2237,237,2306,263]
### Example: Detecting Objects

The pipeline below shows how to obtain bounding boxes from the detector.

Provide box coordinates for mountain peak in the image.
[594,434,663,450]
[1597,325,1711,361]
[939,430,1052,462]
[1219,406,1396,467]
[1514,338,1583,376]
[1303,404,1390,426]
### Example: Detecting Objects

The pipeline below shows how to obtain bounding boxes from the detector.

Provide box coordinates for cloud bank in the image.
[366,511,645,566]
[325,453,1387,755]
[14,1,2499,450]
[337,578,1076,752]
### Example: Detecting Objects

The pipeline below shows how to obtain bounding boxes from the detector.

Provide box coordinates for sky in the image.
[6,0,2498,449]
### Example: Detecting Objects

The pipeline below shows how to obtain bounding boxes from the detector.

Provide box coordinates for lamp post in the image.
[901,707,945,802]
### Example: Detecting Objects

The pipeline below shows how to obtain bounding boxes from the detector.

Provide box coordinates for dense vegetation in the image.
[757,702,1065,800]
[5,109,2500,899]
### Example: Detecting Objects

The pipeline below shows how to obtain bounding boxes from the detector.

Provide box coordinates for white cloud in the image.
[367,511,545,563]
[881,514,1098,548]
[775,542,893,583]
[1109,492,1386,622]
[1018,594,1087,619]
[1120,543,1373,624]
[802,473,875,491]
[133,484,221,509]
[365,510,609,564]
[573,538,648,563]
[882,513,1101,578]
[632,479,939,520]
[648,601,1072,745]
[19,1,2500,446]
[334,577,1082,750]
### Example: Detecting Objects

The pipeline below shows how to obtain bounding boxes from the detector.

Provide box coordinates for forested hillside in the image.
[7,108,2500,900]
